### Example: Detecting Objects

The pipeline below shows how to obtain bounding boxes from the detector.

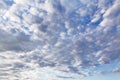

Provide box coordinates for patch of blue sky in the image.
[3,0,14,6]
[95,59,120,73]
[83,73,120,80]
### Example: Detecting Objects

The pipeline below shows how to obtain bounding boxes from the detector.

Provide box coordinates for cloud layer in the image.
[0,0,120,80]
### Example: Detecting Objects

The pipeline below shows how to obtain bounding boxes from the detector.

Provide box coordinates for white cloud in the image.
[0,0,120,79]
[100,0,120,28]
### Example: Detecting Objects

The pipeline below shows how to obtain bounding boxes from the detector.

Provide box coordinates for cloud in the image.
[0,0,120,80]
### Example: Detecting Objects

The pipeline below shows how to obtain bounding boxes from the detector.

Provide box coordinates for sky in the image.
[0,0,120,80]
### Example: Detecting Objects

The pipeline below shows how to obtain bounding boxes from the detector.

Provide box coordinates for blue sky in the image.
[82,73,120,80]
[0,0,120,80]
